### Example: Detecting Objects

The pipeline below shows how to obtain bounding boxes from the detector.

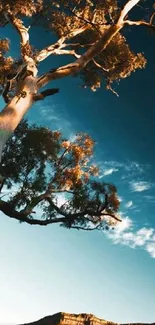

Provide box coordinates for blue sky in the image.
[0,17,155,325]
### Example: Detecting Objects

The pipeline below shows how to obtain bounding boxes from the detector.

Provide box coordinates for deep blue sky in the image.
[0,12,155,325]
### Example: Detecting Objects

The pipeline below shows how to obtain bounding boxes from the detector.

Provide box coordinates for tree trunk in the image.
[0,75,37,163]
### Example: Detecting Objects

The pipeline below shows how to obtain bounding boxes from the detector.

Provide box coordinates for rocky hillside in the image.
[19,312,155,325]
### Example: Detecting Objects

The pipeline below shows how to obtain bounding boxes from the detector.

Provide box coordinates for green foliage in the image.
[0,120,120,229]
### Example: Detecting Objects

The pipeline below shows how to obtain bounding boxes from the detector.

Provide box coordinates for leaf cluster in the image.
[0,120,120,229]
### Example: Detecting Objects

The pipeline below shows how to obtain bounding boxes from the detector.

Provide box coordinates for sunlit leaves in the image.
[0,0,152,94]
[38,0,147,91]
[0,0,43,17]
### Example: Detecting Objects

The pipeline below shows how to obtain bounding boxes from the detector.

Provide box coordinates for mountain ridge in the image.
[18,312,155,325]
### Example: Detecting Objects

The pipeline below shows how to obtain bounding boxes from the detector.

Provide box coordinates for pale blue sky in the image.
[0,18,155,325]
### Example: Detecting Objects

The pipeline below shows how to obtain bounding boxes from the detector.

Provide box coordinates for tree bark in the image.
[0,75,37,163]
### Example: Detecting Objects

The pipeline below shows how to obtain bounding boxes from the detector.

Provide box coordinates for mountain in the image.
[18,312,155,325]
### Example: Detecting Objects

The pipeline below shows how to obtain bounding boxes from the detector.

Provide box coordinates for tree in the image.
[0,119,120,229]
[0,0,155,166]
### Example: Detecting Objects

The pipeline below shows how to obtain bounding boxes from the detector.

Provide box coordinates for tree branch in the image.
[100,212,121,222]
[65,5,102,35]
[62,42,96,48]
[35,25,89,63]
[7,13,31,61]
[0,199,66,225]
[33,88,59,102]
[124,19,155,29]
[150,12,155,25]
[70,225,101,231]
[0,182,121,226]
[117,0,140,25]
[93,59,110,72]
[46,197,121,222]
[52,48,81,58]
[37,0,141,89]
[106,80,119,97]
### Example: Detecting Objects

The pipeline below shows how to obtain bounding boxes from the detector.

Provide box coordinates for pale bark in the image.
[7,12,31,61]
[37,24,121,88]
[124,19,155,28]
[117,0,141,25]
[35,25,89,62]
[37,0,143,88]
[0,76,37,163]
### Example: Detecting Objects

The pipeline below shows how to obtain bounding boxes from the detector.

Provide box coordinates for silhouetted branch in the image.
[0,199,66,225]
[33,88,59,101]
[70,225,101,231]
[65,5,102,35]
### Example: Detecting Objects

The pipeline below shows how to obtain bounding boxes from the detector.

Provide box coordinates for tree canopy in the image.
[0,0,154,98]
[0,120,120,229]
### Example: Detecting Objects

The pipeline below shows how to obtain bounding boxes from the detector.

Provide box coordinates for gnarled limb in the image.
[0,199,66,226]
[124,19,155,29]
[0,188,121,226]
[7,13,31,61]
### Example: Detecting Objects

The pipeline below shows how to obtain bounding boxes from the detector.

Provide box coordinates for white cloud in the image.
[125,200,133,208]
[98,160,150,185]
[106,217,155,259]
[115,217,133,234]
[146,243,155,258]
[130,181,152,192]
[55,193,67,207]
[99,168,118,178]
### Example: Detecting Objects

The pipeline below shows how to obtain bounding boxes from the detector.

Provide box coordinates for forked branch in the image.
[117,0,141,25]
[37,0,142,89]
[7,13,31,61]
[35,25,89,62]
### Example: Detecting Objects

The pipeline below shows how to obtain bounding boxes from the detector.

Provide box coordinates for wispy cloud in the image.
[98,160,150,182]
[99,168,118,178]
[130,181,152,192]
[125,200,133,208]
[30,101,74,138]
[106,217,155,258]
[124,161,147,174]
